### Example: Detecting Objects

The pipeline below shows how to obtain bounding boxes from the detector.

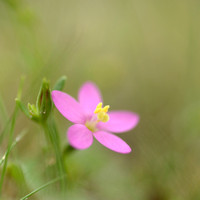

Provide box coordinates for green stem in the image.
[0,130,27,166]
[0,107,18,195]
[0,94,9,124]
[42,116,67,191]
[0,116,12,145]
[0,77,24,196]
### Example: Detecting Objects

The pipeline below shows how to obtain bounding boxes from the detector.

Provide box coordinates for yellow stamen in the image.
[94,108,101,114]
[101,113,109,122]
[97,102,102,108]
[102,105,110,113]
[94,102,110,123]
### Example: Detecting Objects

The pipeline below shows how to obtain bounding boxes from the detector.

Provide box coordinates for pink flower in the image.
[51,82,139,154]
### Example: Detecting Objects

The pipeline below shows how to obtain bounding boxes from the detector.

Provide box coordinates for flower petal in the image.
[78,82,102,114]
[52,90,85,124]
[94,131,131,154]
[67,124,93,150]
[98,111,139,133]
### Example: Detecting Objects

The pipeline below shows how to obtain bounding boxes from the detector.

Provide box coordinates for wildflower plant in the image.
[0,77,139,199]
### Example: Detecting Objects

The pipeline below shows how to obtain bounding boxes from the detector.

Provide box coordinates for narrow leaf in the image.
[53,76,67,91]
[16,98,31,118]
[0,94,8,124]
[20,176,66,200]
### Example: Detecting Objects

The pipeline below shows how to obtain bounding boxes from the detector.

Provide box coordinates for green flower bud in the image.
[35,79,53,122]
[17,76,66,123]
[25,79,53,122]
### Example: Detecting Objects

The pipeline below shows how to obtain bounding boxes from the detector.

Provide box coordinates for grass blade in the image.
[0,95,8,124]
[0,77,25,195]
[20,176,66,200]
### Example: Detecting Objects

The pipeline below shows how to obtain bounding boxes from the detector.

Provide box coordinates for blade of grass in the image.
[0,155,5,166]
[0,106,18,194]
[0,129,27,166]
[0,77,25,196]
[0,118,11,145]
[0,95,9,124]
[20,175,66,200]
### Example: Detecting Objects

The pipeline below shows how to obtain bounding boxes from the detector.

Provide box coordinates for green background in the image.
[0,0,200,199]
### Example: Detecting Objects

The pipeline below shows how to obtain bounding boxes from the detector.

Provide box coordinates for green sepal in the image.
[27,103,40,122]
[53,76,67,91]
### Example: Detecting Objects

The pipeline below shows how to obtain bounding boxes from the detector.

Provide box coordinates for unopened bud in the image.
[27,79,53,122]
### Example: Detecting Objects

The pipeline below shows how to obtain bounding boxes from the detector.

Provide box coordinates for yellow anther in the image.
[94,102,103,113]
[94,102,110,123]
[97,102,103,108]
[94,108,101,114]
[86,102,110,131]
[102,105,110,113]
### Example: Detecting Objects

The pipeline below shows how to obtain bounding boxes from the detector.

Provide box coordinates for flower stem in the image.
[42,116,67,192]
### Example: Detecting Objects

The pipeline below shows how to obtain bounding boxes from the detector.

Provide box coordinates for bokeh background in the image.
[0,0,200,199]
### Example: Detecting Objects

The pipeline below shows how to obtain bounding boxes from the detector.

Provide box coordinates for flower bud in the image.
[26,79,53,122]
[35,79,53,122]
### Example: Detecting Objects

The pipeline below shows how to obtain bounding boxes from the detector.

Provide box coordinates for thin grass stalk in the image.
[20,175,66,200]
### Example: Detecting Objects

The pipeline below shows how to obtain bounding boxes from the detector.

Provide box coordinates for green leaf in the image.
[53,76,67,91]
[0,129,27,166]
[16,98,31,118]
[20,176,66,200]
[0,95,8,124]
[0,77,25,195]
[7,163,26,187]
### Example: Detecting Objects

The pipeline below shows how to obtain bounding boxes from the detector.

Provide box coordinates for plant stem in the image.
[0,129,27,166]
[0,94,9,124]
[42,116,67,192]
[0,107,18,195]
[0,77,24,196]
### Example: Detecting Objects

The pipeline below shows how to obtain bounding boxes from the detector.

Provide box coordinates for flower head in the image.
[52,82,139,154]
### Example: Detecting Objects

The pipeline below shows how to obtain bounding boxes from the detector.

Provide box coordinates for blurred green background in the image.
[0,0,200,199]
